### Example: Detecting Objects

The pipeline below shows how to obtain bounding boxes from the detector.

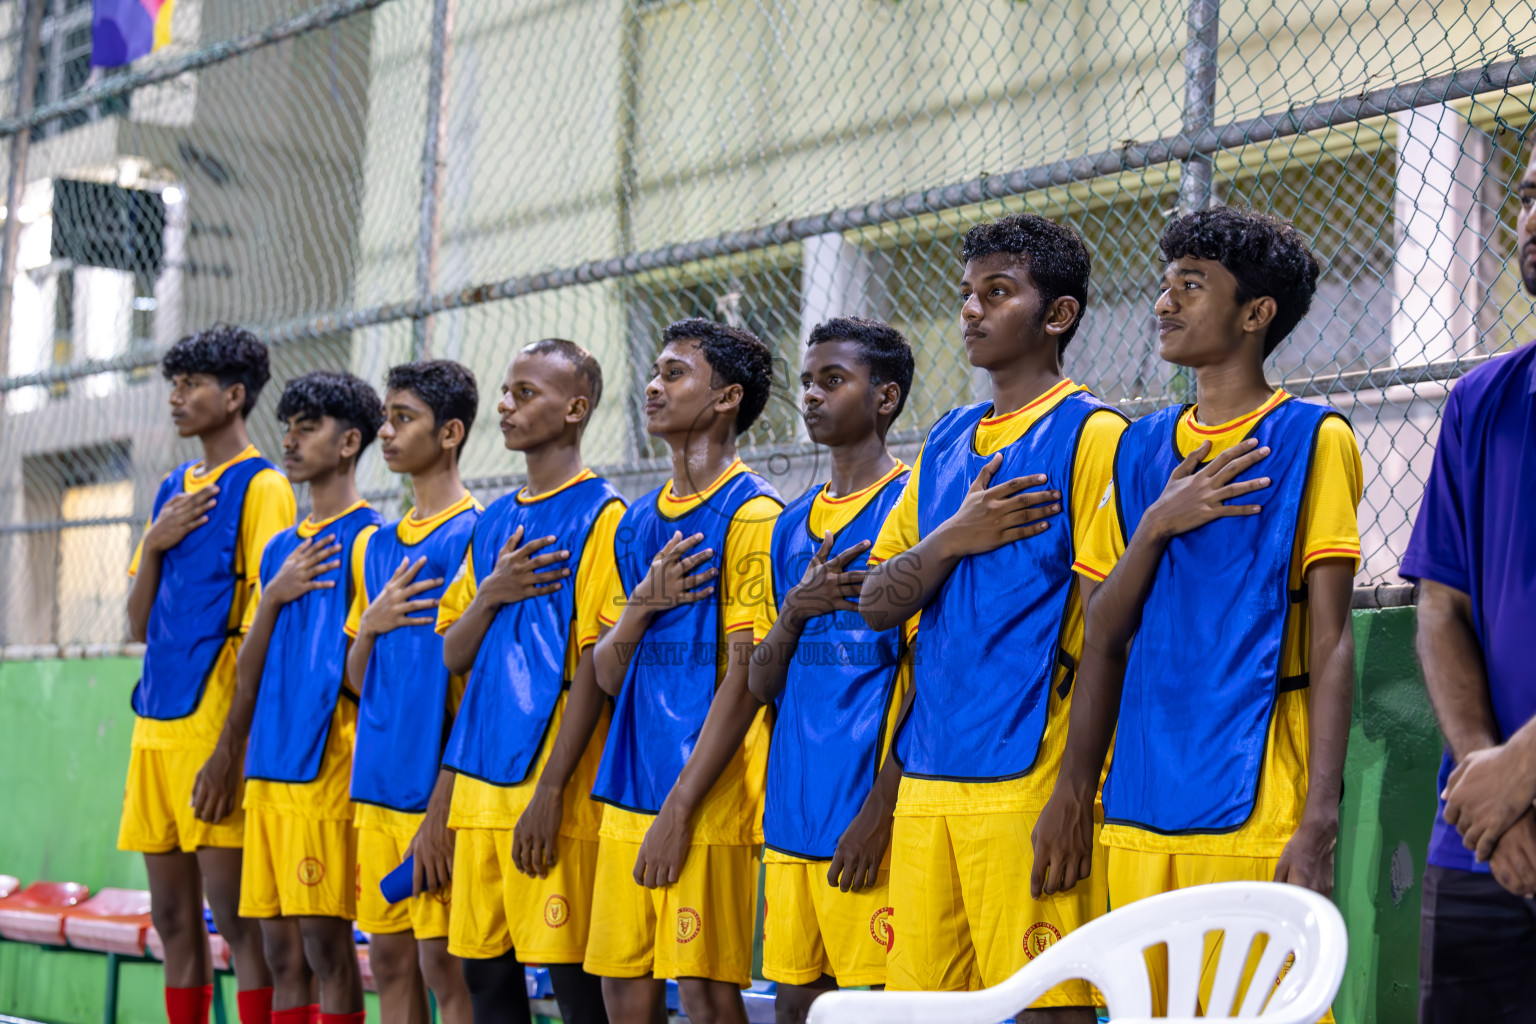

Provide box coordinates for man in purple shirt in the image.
[1400,140,1536,1024]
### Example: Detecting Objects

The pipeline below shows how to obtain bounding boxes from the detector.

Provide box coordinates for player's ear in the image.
[1042,296,1081,337]
[712,382,744,417]
[438,417,466,452]
[875,380,901,418]
[337,425,363,461]
[565,394,590,426]
[223,382,246,415]
[1242,295,1278,337]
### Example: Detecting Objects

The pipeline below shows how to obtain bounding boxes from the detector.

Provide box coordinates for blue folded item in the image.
[380,855,415,905]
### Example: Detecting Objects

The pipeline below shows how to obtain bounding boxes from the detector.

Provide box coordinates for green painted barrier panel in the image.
[0,607,1446,1023]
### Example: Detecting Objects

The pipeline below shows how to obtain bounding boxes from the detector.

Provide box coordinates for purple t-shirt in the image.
[1400,342,1536,873]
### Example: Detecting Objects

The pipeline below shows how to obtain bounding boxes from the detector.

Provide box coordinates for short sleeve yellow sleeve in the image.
[869,445,923,565]
[754,581,777,644]
[435,549,477,636]
[240,576,263,635]
[343,531,373,638]
[128,514,153,577]
[595,514,629,629]
[240,469,297,583]
[574,500,626,651]
[1069,412,1129,582]
[1298,416,1363,574]
[722,495,780,635]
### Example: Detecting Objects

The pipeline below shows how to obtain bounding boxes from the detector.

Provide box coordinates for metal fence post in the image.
[0,0,47,422]
[1179,0,1220,214]
[413,0,454,359]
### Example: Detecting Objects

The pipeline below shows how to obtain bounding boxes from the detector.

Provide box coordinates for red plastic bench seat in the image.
[0,881,90,945]
[63,888,153,956]
[357,945,375,992]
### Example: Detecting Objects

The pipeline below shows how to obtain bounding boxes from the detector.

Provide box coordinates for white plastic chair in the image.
[807,881,1346,1023]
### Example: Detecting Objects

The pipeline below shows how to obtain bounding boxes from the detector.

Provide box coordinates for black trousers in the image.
[1420,863,1536,1023]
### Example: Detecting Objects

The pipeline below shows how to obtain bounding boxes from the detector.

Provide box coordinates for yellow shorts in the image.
[886,812,1106,1006]
[117,746,245,854]
[583,836,759,988]
[762,857,891,988]
[448,828,598,963]
[1106,847,1333,1022]
[238,805,357,920]
[356,814,450,940]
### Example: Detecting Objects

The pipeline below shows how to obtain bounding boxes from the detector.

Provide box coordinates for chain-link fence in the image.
[1,0,1533,649]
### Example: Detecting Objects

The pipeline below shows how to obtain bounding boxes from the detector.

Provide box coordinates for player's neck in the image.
[1190,354,1273,426]
[986,361,1065,418]
[307,468,363,522]
[409,456,466,519]
[827,433,897,499]
[197,417,251,470]
[666,433,737,499]
[522,441,584,498]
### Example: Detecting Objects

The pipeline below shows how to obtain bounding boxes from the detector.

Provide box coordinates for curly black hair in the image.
[160,325,271,416]
[806,316,915,421]
[961,213,1093,355]
[661,318,773,434]
[1159,207,1321,356]
[275,371,385,452]
[522,338,604,418]
[385,360,480,447]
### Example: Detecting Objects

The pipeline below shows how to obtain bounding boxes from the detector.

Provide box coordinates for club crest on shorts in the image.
[1023,921,1061,960]
[870,907,895,953]
[297,857,326,887]
[676,907,703,944]
[544,894,570,928]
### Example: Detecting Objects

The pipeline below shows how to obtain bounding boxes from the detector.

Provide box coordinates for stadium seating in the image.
[807,881,1347,1023]
[62,888,153,956]
[0,880,90,945]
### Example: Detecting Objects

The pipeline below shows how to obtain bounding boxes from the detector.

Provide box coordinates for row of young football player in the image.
[121,204,1358,1024]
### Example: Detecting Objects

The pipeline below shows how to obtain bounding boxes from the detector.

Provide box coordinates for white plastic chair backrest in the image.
[806,881,1346,1024]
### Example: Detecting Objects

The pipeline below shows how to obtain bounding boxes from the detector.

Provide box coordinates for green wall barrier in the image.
[0,607,1445,1023]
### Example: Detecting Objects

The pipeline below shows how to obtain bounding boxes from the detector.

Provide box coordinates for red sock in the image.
[319,1013,365,1024]
[236,987,273,1024]
[165,985,214,1024]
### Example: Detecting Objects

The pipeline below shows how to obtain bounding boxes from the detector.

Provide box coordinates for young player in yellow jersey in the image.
[745,317,915,1022]
[435,340,623,1024]
[859,214,1126,1021]
[195,372,387,1024]
[1034,207,1359,1020]
[587,319,781,1024]
[343,361,481,1024]
[124,327,293,1024]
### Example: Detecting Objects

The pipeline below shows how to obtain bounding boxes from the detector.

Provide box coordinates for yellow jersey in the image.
[435,470,626,837]
[1073,389,1363,857]
[128,446,295,753]
[868,380,1127,818]
[597,459,781,846]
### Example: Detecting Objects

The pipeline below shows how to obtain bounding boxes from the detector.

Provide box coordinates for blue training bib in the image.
[350,503,480,812]
[899,391,1117,782]
[1103,397,1338,835]
[761,470,909,859]
[591,471,782,815]
[134,456,278,721]
[441,477,625,787]
[245,504,383,784]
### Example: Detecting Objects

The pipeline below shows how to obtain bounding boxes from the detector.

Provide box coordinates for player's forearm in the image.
[1083,524,1169,657]
[859,529,961,632]
[225,603,276,748]
[535,647,606,796]
[1300,562,1355,823]
[1417,579,1500,761]
[442,592,497,675]
[746,613,802,704]
[663,633,763,817]
[593,602,656,696]
[345,630,376,696]
[125,550,164,643]
[1053,639,1126,795]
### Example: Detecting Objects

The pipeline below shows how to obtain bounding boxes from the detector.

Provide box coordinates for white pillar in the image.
[1391,105,1484,367]
[798,233,880,348]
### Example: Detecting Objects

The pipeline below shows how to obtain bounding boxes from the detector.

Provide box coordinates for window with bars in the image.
[31,0,128,140]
